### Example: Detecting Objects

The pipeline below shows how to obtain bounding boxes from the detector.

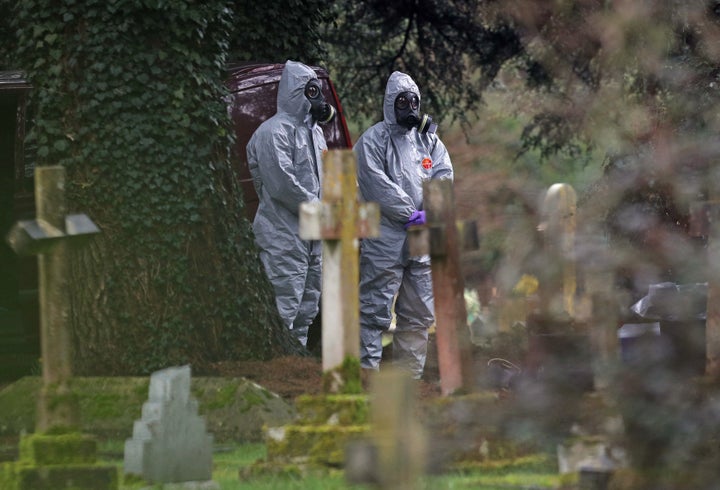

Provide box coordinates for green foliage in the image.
[228,0,332,64]
[2,0,301,374]
[321,1,720,167]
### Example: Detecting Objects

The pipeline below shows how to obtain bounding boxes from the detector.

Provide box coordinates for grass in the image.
[99,442,561,489]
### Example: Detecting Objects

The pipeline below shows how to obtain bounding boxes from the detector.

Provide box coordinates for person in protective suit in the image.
[246,60,335,347]
[354,71,454,378]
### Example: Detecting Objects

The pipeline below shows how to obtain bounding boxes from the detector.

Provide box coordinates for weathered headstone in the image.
[2,165,116,490]
[299,149,379,389]
[124,365,215,485]
[407,179,476,395]
[6,165,100,430]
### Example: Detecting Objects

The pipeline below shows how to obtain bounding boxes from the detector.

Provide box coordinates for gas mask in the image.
[304,79,336,124]
[394,91,437,134]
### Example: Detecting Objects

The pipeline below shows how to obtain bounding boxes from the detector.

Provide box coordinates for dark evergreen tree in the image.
[322,1,720,159]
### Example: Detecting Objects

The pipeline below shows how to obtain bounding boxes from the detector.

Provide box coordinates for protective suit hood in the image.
[277,60,316,123]
[383,71,421,128]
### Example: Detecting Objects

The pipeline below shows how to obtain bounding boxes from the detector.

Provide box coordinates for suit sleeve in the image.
[429,135,454,181]
[355,131,415,224]
[255,127,319,214]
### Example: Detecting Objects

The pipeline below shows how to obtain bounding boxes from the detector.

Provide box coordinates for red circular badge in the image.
[422,158,432,170]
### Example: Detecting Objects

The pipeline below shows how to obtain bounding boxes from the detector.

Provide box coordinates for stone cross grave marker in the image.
[299,149,380,383]
[369,368,427,489]
[5,165,100,431]
[407,178,477,396]
[344,368,427,488]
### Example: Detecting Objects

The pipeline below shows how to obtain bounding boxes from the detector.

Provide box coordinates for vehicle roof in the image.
[225,62,330,92]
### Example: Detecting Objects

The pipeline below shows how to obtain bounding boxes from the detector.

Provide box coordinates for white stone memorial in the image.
[124,365,214,484]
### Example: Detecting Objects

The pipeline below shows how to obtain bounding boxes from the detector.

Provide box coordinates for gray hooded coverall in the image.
[354,71,454,378]
[246,60,327,347]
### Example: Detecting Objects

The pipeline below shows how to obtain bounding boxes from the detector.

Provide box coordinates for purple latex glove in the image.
[404,210,426,230]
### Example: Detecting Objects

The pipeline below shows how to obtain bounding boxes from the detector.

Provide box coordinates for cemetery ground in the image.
[5,98,716,488]
[0,342,568,490]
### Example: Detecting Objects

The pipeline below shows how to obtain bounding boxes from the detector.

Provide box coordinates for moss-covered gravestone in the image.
[299,149,379,388]
[0,432,117,490]
[243,150,377,478]
[2,166,117,489]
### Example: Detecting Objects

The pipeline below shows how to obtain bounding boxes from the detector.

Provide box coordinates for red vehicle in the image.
[224,62,353,220]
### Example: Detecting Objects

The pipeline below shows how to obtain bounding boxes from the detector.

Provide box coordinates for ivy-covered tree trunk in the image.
[6,1,302,374]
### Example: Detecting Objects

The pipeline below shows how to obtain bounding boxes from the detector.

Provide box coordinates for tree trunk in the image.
[6,1,303,375]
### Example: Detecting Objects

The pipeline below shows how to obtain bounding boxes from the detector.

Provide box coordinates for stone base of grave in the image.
[266,423,370,466]
[293,393,369,426]
[244,390,547,480]
[0,432,117,490]
[241,394,371,478]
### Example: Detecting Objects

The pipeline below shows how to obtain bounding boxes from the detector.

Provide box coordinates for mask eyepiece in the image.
[305,79,336,124]
[305,81,322,100]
